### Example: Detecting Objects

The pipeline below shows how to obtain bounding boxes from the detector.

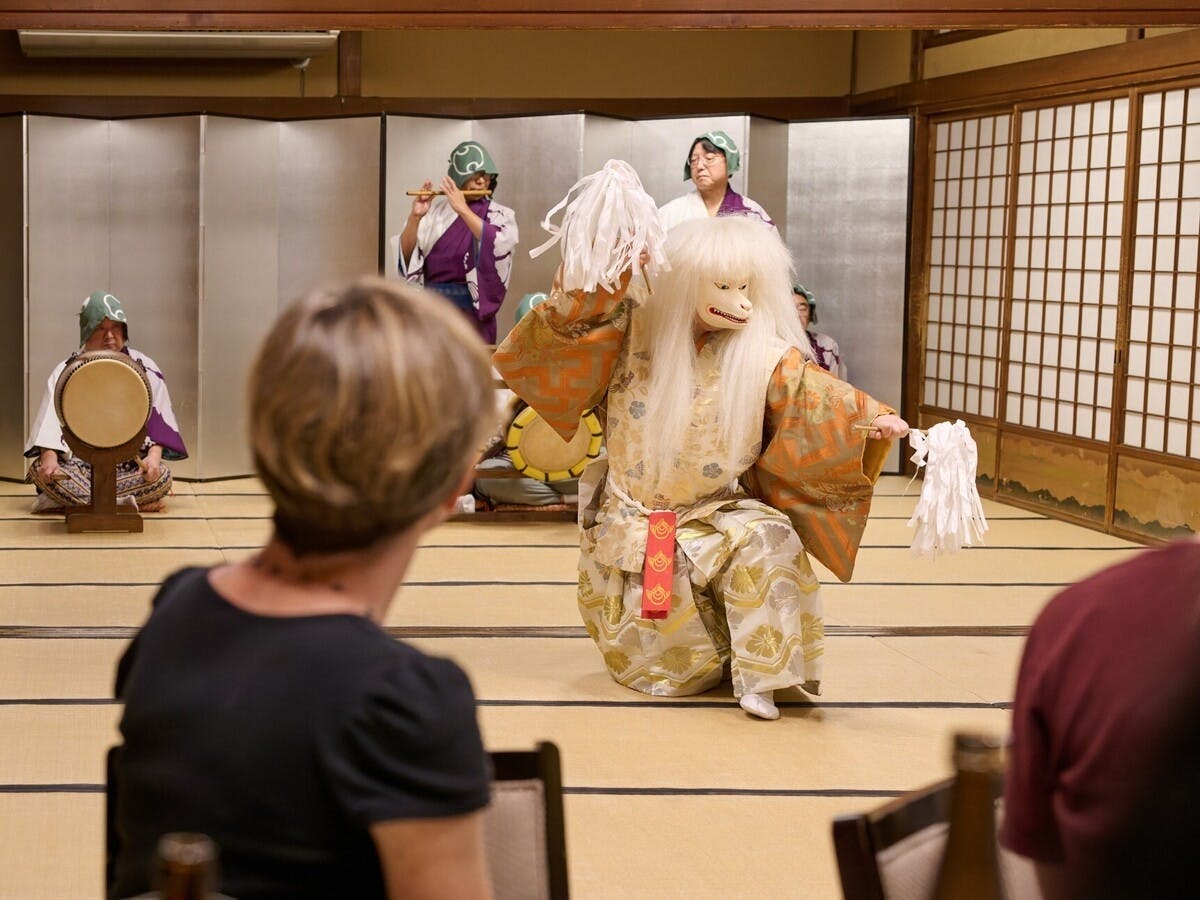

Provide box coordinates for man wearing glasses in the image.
[659,130,775,231]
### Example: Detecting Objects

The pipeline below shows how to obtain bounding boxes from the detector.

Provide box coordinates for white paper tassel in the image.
[906,420,989,558]
[528,159,669,293]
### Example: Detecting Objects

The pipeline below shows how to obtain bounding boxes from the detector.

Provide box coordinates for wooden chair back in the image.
[485,741,570,900]
[832,777,1039,900]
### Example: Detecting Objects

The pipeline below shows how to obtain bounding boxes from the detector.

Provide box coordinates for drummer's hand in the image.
[410,180,434,219]
[38,448,59,479]
[869,414,910,440]
[140,445,163,483]
[443,176,471,217]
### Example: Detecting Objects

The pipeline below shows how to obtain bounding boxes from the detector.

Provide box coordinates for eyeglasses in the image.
[689,152,724,169]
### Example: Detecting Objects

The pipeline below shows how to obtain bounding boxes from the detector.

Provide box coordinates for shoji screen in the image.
[924,113,1010,483]
[1007,98,1128,444]
[1126,87,1200,458]
[919,87,1200,539]
[1114,86,1200,537]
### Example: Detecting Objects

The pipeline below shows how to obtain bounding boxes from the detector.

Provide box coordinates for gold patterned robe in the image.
[494,275,894,698]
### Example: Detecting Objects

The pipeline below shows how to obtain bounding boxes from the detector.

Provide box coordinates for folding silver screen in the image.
[7,112,910,480]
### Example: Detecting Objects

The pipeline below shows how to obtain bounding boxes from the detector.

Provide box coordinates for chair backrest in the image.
[484,741,570,900]
[832,777,1039,900]
[110,740,571,899]
[106,744,122,894]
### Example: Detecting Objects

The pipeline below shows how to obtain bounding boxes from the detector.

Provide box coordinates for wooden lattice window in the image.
[1005,98,1129,441]
[925,113,1010,417]
[1124,86,1200,459]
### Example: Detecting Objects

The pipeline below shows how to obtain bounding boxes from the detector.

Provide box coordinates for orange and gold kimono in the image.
[494,276,894,699]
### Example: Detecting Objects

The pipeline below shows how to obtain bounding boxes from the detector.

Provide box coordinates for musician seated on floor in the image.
[474,398,581,509]
[23,291,188,513]
[472,294,584,510]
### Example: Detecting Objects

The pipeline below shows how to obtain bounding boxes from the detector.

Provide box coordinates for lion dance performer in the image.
[495,162,907,719]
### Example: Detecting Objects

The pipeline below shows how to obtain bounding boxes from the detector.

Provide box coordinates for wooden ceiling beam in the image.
[0,94,850,121]
[0,3,1198,29]
[852,26,1200,115]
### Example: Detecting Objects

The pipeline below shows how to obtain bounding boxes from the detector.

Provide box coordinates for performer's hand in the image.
[869,414,910,440]
[140,445,163,483]
[409,180,434,219]
[443,175,471,217]
[38,448,59,479]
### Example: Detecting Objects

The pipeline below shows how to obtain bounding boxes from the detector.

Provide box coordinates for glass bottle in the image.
[154,832,217,900]
[930,732,1006,900]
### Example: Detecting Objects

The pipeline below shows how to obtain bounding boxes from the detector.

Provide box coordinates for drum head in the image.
[506,406,603,483]
[54,351,152,449]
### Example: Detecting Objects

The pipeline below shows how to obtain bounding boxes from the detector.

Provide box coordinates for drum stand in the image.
[62,426,146,533]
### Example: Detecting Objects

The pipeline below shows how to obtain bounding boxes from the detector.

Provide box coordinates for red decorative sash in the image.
[640,510,677,620]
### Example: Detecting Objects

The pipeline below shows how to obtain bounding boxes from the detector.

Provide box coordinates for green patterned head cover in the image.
[793,284,817,323]
[79,290,128,345]
[447,141,499,187]
[514,292,548,326]
[684,130,741,180]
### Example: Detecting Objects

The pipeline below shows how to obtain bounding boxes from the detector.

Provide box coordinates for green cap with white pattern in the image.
[447,141,499,188]
[684,130,741,180]
[79,290,128,345]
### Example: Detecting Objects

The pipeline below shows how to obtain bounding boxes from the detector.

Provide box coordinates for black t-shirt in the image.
[110,567,490,900]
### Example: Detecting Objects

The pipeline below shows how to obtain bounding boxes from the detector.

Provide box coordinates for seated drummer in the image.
[474,294,582,509]
[24,290,188,513]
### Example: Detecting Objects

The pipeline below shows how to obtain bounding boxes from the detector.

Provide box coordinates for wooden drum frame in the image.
[53,350,153,533]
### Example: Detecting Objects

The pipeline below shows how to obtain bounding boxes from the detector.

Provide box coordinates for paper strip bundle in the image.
[528,159,669,293]
[906,419,989,558]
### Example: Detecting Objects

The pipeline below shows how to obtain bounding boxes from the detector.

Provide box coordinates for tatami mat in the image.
[827,545,1139,585]
[0,634,1019,705]
[566,794,861,899]
[0,473,1152,900]
[2,702,1005,794]
[0,581,1060,630]
[0,795,105,900]
[0,586,159,628]
[0,792,872,900]
[860,515,1135,548]
[821,583,1057,627]
[1,548,227,586]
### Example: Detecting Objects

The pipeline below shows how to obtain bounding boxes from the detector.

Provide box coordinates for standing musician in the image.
[398,140,519,343]
[24,290,187,513]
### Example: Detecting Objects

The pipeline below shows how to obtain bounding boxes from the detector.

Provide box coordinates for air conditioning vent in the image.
[17,29,339,60]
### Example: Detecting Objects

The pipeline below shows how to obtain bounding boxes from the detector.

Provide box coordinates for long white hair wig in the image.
[639,215,813,489]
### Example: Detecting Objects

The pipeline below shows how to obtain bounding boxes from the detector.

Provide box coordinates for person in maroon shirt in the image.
[1000,539,1200,899]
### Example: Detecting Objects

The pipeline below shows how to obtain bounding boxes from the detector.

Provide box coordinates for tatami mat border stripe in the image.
[0,698,1012,710]
[0,515,1054,523]
[0,516,269,521]
[0,585,1094,592]
[0,585,580,592]
[563,787,907,797]
[0,783,906,798]
[0,625,1031,639]
[0,543,1131,552]
[0,487,929,496]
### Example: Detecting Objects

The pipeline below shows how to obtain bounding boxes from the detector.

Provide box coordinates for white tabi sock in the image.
[738,691,779,720]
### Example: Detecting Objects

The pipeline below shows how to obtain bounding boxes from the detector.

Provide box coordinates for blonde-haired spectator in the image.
[110,278,498,900]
